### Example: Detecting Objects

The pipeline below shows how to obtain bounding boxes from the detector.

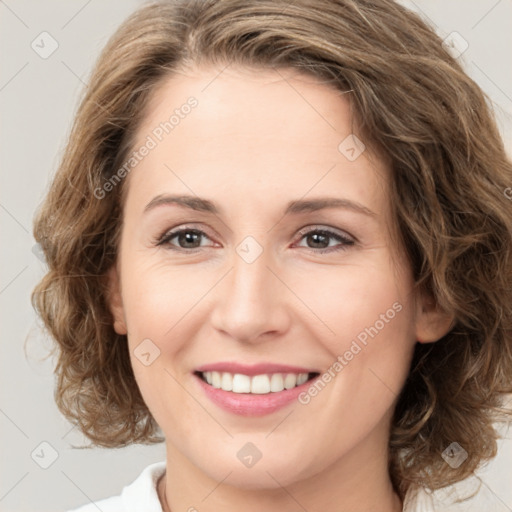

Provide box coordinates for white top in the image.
[67,462,166,512]
[65,461,438,512]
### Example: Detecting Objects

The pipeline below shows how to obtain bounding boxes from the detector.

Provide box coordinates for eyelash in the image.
[156,225,355,254]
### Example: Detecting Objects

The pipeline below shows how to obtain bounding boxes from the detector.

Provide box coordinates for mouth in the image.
[194,370,320,394]
[193,362,322,416]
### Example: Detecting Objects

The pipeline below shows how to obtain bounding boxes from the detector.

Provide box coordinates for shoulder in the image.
[66,461,166,512]
[67,495,123,512]
[402,486,436,512]
[403,476,509,511]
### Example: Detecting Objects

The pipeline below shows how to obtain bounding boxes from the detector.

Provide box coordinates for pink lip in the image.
[193,366,320,417]
[195,362,316,376]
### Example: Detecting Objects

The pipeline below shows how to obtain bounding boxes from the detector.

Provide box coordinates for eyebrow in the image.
[144,194,377,217]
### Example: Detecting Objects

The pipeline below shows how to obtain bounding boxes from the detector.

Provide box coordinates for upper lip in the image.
[195,362,318,376]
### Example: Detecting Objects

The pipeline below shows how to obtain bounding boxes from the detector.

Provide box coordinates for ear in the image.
[105,264,127,335]
[414,289,455,344]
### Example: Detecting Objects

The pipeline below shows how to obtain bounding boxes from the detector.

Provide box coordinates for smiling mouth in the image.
[194,371,320,394]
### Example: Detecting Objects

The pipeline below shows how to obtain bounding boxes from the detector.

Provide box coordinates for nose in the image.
[209,243,291,344]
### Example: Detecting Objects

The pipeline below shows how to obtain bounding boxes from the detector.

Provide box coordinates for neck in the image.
[157,426,402,512]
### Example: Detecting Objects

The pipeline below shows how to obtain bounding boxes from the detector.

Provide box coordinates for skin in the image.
[107,64,454,512]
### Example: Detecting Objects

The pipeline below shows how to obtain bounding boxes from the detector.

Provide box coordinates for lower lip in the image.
[194,373,316,416]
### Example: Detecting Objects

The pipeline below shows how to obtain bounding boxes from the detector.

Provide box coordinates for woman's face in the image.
[108,65,445,490]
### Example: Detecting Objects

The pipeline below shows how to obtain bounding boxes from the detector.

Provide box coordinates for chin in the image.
[198,449,314,491]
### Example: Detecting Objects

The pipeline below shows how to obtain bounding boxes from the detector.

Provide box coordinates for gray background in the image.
[1,1,511,511]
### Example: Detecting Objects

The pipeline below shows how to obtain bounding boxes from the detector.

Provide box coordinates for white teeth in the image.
[284,373,297,389]
[232,373,251,393]
[221,372,233,391]
[251,375,270,394]
[211,371,221,389]
[201,371,310,394]
[297,373,308,386]
[269,373,284,392]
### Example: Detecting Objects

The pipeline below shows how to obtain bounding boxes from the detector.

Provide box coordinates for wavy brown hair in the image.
[32,0,512,499]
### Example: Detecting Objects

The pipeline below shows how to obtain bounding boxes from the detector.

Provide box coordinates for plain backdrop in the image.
[1,1,511,511]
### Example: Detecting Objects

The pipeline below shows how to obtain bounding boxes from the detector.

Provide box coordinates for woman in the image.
[32,0,512,510]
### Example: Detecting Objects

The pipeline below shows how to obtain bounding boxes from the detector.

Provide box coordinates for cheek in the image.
[296,265,415,428]
[288,258,414,353]
[121,257,206,342]
[120,260,203,425]
[119,258,218,414]
[118,256,205,404]
[291,258,416,419]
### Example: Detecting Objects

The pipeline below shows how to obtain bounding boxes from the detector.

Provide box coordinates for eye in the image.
[156,227,214,251]
[155,225,355,254]
[294,227,355,254]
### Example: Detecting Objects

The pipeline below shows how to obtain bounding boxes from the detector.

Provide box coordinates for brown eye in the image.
[158,228,213,250]
[305,231,331,249]
[296,228,355,254]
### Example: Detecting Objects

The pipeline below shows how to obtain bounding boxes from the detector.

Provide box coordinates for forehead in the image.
[126,64,389,217]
